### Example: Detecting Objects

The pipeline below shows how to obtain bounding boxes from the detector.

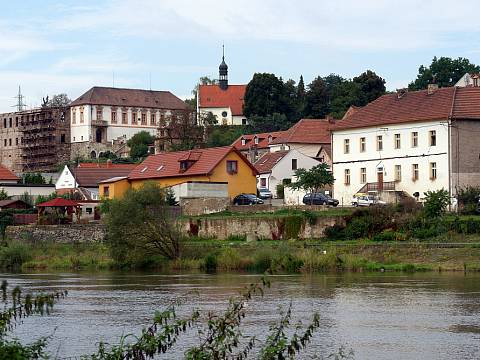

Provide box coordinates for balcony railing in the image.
[358,181,396,193]
[91,120,108,127]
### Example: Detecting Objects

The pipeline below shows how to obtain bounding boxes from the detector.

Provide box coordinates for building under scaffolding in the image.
[0,107,71,173]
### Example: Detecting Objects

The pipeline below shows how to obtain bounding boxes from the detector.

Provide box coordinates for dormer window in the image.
[254,136,259,145]
[179,160,195,172]
[241,138,246,146]
[268,135,272,143]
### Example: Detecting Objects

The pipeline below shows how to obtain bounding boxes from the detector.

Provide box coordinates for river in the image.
[3,272,480,359]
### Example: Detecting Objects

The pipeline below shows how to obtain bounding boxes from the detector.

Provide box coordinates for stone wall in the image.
[181,197,229,216]
[182,216,344,240]
[6,223,106,243]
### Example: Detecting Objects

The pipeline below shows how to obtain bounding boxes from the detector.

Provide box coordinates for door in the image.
[377,171,383,191]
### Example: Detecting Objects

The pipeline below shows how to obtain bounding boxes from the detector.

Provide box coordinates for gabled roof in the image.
[0,165,19,182]
[128,146,258,180]
[0,199,31,208]
[271,119,333,145]
[232,131,287,151]
[254,151,289,174]
[77,162,137,170]
[198,84,246,116]
[70,86,187,110]
[333,87,456,131]
[72,167,134,187]
[37,198,79,207]
[452,87,480,119]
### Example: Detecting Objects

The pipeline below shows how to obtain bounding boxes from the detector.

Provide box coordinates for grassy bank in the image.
[3,236,480,273]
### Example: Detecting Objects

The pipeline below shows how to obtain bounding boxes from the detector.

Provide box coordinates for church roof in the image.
[198,84,246,116]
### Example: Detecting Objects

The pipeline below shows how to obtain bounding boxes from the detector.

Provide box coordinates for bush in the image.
[251,250,273,272]
[217,248,242,271]
[323,224,346,240]
[457,186,480,214]
[0,243,32,269]
[203,254,218,272]
[423,189,449,218]
[276,183,284,199]
[372,229,396,242]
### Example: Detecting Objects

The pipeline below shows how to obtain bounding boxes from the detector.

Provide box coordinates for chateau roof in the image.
[70,86,187,110]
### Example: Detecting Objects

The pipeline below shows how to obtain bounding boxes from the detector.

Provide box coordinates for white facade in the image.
[332,120,449,205]
[56,165,76,189]
[199,107,246,126]
[269,143,322,158]
[455,73,480,88]
[70,105,165,143]
[257,149,320,198]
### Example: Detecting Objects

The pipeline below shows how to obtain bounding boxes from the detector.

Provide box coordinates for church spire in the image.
[219,44,228,90]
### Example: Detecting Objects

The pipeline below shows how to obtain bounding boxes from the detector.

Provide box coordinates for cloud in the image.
[52,0,480,51]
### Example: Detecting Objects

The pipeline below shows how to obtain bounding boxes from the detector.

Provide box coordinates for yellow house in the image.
[98,146,258,199]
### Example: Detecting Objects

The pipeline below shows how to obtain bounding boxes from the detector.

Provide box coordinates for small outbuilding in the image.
[0,199,32,211]
[36,198,80,224]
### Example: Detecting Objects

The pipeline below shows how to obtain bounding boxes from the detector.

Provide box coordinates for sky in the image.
[1,0,480,112]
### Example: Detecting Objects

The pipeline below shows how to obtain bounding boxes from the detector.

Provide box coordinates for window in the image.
[268,135,273,143]
[141,113,147,125]
[122,112,127,124]
[376,135,383,151]
[241,138,246,146]
[72,111,76,124]
[412,164,419,181]
[430,162,437,180]
[131,110,136,124]
[3,119,6,128]
[360,167,366,184]
[292,159,297,170]
[96,109,102,120]
[226,160,238,174]
[61,134,65,143]
[429,130,436,146]
[150,113,156,126]
[394,133,401,149]
[411,132,418,147]
[8,139,11,146]
[254,136,259,145]
[15,138,18,146]
[344,139,350,154]
[80,110,84,123]
[392,165,401,182]
[260,178,267,187]
[360,137,366,152]
[242,119,247,125]
[222,111,228,117]
[3,139,6,146]
[9,119,12,127]
[111,111,117,124]
[15,118,18,127]
[344,169,351,185]
[103,186,110,197]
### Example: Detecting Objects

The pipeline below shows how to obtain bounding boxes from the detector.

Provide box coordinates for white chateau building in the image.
[69,86,186,159]
[198,55,247,126]
[331,85,480,205]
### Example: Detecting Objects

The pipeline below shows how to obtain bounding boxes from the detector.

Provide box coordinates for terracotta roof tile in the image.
[77,162,137,169]
[232,131,287,150]
[198,85,246,116]
[0,165,19,182]
[271,119,333,145]
[72,167,134,187]
[128,146,258,180]
[452,87,480,119]
[70,86,187,110]
[254,151,289,174]
[333,87,456,130]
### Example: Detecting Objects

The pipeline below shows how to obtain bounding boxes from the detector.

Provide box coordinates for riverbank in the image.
[4,235,480,273]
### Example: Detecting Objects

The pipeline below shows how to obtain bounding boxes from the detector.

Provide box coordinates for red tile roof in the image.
[37,198,79,207]
[254,151,289,174]
[452,87,480,119]
[0,165,19,182]
[128,146,258,180]
[271,119,333,145]
[232,131,287,150]
[70,86,187,110]
[72,167,134,187]
[198,85,246,116]
[333,87,457,130]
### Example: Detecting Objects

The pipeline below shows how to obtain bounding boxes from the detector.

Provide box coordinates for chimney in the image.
[397,88,407,99]
[106,159,112,168]
[427,83,439,95]
[325,115,335,124]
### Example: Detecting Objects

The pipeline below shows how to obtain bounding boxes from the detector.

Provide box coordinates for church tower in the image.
[219,45,228,90]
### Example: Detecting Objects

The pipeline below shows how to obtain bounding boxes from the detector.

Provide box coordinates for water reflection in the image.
[2,272,480,359]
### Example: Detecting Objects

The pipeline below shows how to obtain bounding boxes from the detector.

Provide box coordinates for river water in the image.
[3,272,480,359]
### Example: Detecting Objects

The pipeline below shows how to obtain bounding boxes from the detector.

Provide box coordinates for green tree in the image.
[288,163,335,204]
[206,125,245,147]
[409,56,480,90]
[328,81,364,119]
[105,183,182,264]
[423,189,450,218]
[296,75,306,118]
[185,76,217,110]
[353,70,386,104]
[0,189,8,201]
[22,173,46,185]
[127,131,155,160]
[46,93,71,107]
[244,73,293,119]
[304,77,329,118]
[247,113,291,133]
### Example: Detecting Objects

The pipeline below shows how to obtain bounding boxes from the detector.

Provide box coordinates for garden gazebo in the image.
[36,198,80,224]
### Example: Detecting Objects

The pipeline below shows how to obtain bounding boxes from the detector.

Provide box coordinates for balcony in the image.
[358,181,396,193]
[91,120,108,127]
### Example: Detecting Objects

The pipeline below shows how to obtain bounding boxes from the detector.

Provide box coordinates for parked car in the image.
[233,193,264,205]
[302,193,339,206]
[351,194,386,207]
[258,188,273,199]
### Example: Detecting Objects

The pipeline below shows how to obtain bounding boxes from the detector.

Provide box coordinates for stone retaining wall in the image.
[6,223,106,243]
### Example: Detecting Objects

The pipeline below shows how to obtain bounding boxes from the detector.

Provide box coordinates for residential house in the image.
[69,86,187,159]
[331,85,480,205]
[98,146,258,199]
[56,161,136,200]
[254,149,320,198]
[0,164,19,184]
[0,199,31,211]
[269,118,334,162]
[198,54,247,126]
[455,73,480,88]
[232,131,287,163]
